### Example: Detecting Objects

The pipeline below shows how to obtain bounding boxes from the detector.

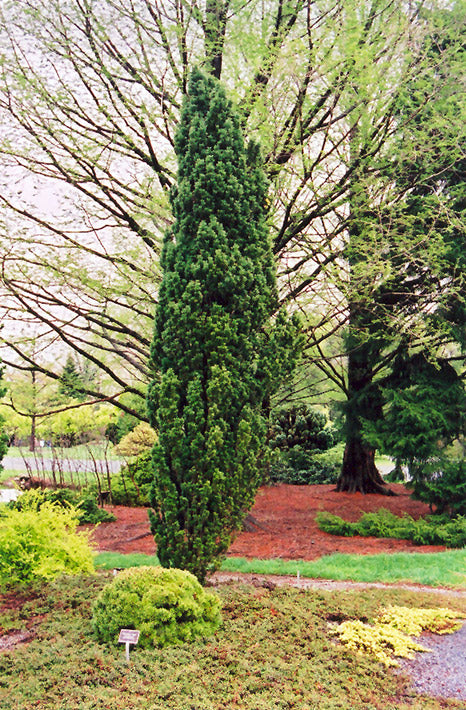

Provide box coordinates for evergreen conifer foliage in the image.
[147,69,299,582]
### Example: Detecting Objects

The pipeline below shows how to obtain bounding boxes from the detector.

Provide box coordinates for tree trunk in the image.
[337,435,392,494]
[29,413,36,452]
[336,302,393,495]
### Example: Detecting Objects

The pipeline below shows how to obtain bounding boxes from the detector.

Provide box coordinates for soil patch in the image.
[88,483,446,558]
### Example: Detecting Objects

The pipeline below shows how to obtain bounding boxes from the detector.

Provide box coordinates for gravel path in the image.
[210,572,466,702]
[210,571,466,597]
[399,623,466,702]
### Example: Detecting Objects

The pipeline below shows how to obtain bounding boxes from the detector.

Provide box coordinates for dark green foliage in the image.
[411,458,466,517]
[58,355,87,401]
[9,488,116,525]
[316,508,466,548]
[270,405,334,452]
[363,354,466,467]
[92,566,222,649]
[268,454,339,485]
[147,69,299,582]
[268,405,336,484]
[109,451,153,506]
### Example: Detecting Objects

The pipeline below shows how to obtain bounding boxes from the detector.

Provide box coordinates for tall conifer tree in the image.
[147,69,299,582]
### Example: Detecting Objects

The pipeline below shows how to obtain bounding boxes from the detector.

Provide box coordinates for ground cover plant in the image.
[316,509,466,548]
[329,606,464,667]
[96,549,466,588]
[1,573,466,709]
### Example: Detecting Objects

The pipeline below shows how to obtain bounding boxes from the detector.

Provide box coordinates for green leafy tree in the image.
[147,69,299,582]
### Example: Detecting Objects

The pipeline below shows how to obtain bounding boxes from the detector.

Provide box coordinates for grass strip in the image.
[95,549,466,588]
[96,551,161,569]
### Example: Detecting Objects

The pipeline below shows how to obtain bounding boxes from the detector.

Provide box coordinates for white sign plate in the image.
[118,629,140,645]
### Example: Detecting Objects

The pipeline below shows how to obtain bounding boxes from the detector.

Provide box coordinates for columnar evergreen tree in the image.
[147,69,299,582]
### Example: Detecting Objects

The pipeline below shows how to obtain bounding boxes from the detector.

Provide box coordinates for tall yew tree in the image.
[147,69,298,582]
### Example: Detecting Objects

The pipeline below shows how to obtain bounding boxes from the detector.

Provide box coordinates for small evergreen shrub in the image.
[316,508,466,547]
[411,458,466,517]
[269,405,335,453]
[0,495,94,588]
[268,455,339,485]
[268,406,338,485]
[9,488,116,525]
[92,566,222,649]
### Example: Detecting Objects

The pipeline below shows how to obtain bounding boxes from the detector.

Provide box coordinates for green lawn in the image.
[0,573,465,709]
[95,548,466,589]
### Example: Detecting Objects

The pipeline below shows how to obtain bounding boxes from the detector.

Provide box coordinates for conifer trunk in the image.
[336,311,392,495]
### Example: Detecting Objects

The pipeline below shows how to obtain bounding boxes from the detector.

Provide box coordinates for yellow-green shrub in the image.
[330,605,464,667]
[92,566,222,649]
[329,619,428,667]
[0,496,94,589]
[377,605,463,636]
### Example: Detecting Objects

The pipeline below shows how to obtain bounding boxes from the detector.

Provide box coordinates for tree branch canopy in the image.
[0,0,463,443]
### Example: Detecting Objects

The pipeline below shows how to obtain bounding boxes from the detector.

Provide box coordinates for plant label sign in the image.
[119,629,140,662]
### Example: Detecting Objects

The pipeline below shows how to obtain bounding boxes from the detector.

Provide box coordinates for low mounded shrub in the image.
[92,566,222,649]
[268,455,339,485]
[0,495,94,589]
[329,605,464,667]
[316,508,466,547]
[9,488,116,525]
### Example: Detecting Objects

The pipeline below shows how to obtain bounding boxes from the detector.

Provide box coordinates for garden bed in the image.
[87,483,446,558]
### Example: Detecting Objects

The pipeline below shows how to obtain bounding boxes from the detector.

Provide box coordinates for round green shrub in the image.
[92,566,222,649]
[0,494,95,589]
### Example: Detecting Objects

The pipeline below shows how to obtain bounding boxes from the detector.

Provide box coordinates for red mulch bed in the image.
[88,483,445,559]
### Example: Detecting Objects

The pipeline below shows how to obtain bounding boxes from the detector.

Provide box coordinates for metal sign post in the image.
[118,629,140,663]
